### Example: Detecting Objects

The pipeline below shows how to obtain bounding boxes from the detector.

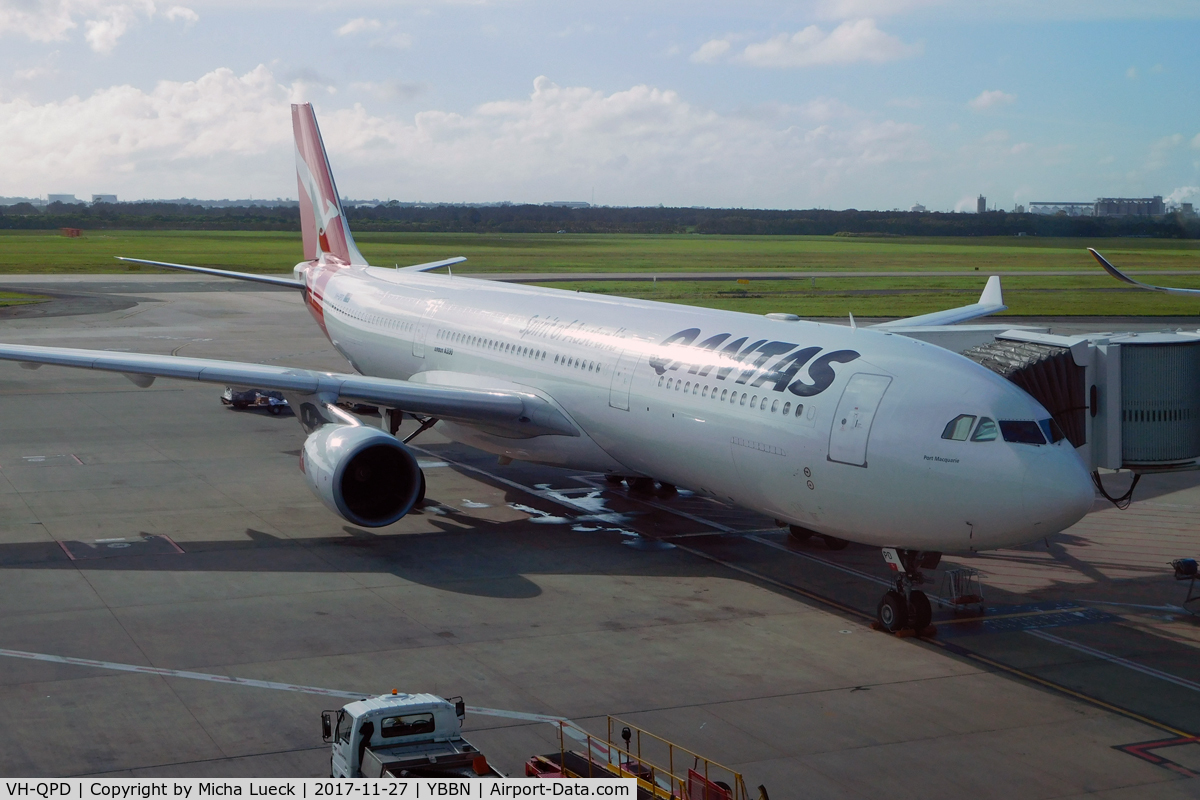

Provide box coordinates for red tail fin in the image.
[292,103,367,266]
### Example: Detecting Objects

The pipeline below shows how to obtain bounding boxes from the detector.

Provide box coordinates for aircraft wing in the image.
[871,275,1006,329]
[0,344,577,437]
[115,258,304,288]
[1089,248,1200,296]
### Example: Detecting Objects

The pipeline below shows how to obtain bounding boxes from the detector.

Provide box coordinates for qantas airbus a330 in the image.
[0,105,1094,631]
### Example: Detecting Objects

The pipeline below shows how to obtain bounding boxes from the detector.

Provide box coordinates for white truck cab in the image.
[322,692,498,778]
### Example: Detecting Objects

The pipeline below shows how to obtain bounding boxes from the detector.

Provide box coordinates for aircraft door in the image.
[828,373,892,467]
[608,349,640,410]
[412,299,443,358]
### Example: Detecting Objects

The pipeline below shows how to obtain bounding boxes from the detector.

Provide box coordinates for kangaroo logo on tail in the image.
[292,103,367,266]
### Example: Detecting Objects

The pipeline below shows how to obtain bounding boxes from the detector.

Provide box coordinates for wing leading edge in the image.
[0,344,577,438]
[1090,248,1200,296]
[871,275,1006,329]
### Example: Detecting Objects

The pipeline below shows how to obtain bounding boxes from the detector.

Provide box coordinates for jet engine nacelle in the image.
[301,424,422,528]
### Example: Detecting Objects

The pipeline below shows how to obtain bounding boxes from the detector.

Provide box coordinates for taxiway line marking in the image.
[935,606,1088,626]
[414,447,1198,739]
[0,646,593,740]
[1026,630,1200,694]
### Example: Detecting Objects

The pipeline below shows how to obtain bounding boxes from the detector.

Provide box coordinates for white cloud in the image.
[968,89,1015,110]
[164,6,197,23]
[737,20,920,68]
[337,17,382,36]
[819,0,947,18]
[0,66,929,207]
[690,39,730,64]
[336,16,409,48]
[0,1,196,53]
[350,80,426,103]
[1192,133,1200,149]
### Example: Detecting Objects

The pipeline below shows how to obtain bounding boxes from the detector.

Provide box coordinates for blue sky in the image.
[0,0,1197,210]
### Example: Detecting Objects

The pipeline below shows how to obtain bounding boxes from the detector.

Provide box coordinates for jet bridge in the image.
[896,326,1200,474]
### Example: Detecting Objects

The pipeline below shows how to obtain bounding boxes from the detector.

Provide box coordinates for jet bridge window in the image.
[380,713,436,738]
[999,420,1046,445]
[941,415,976,441]
[971,417,998,442]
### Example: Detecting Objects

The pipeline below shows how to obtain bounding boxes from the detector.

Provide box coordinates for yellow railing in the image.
[553,717,752,800]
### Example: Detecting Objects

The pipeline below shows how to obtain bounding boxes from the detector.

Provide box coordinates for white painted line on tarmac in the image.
[1026,630,1200,694]
[0,646,591,739]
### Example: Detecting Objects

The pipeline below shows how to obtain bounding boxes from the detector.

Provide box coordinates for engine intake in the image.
[302,424,422,527]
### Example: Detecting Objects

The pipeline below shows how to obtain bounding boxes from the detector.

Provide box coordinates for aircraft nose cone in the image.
[1021,451,1095,533]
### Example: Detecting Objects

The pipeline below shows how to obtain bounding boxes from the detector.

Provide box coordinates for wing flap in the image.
[871,276,1006,329]
[0,344,577,437]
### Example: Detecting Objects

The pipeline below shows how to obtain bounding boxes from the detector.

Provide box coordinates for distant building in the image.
[1029,201,1095,217]
[1181,203,1196,218]
[1095,196,1164,217]
[1014,204,1025,214]
[91,194,118,204]
[47,194,82,205]
[544,201,590,209]
[977,195,986,214]
[910,203,927,213]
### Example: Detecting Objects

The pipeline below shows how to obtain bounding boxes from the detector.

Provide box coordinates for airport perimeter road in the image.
[0,276,1195,798]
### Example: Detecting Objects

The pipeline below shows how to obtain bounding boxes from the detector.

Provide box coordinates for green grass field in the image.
[1,229,1198,316]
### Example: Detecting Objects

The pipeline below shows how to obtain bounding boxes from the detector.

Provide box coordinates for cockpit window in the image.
[971,417,998,442]
[1039,418,1066,444]
[941,415,976,441]
[999,420,1046,445]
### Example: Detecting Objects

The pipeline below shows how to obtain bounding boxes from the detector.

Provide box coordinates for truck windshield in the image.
[381,713,435,738]
[337,711,351,744]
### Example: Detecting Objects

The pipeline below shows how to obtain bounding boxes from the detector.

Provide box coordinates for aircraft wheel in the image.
[787,525,813,542]
[877,590,908,632]
[268,405,282,416]
[823,535,849,551]
[628,477,656,494]
[910,590,932,631]
[415,470,427,507]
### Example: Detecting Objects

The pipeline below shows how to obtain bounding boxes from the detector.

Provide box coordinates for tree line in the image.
[2,200,1197,238]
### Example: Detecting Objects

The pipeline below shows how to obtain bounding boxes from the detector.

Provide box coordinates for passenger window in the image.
[666,379,673,389]
[740,393,747,406]
[971,417,998,442]
[684,382,691,393]
[380,713,436,738]
[794,403,803,417]
[760,397,768,410]
[702,386,708,397]
[721,389,728,401]
[782,402,791,415]
[999,420,1046,445]
[941,415,976,441]
[693,384,699,395]
[658,376,664,387]
[771,400,779,413]
[750,395,757,407]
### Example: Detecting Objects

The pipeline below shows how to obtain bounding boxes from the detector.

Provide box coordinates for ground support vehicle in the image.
[221,386,289,415]
[322,692,501,778]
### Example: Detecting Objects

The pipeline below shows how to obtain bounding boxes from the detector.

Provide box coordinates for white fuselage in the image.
[299,261,1095,553]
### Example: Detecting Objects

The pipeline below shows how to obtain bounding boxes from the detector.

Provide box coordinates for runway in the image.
[0,275,1196,796]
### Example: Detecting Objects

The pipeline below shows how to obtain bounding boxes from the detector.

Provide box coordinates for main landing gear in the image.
[876,548,940,633]
[787,524,849,551]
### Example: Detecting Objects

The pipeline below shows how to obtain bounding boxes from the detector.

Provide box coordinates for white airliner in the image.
[0,105,1095,632]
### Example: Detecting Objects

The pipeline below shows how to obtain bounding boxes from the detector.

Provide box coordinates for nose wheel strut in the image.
[877,548,939,633]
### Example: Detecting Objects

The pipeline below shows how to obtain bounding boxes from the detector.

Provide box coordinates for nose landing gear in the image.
[876,548,940,634]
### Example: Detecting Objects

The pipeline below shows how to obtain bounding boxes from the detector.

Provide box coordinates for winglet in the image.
[979,275,1003,307]
[1089,248,1200,296]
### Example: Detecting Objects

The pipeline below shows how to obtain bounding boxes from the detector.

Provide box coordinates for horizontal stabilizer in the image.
[0,343,578,438]
[1090,248,1200,296]
[872,275,1006,329]
[115,258,303,288]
